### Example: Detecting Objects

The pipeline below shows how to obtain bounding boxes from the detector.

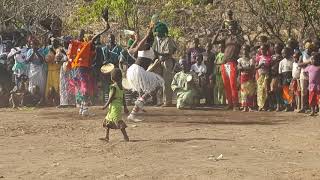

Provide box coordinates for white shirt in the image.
[279,58,293,74]
[292,62,301,79]
[8,47,29,63]
[190,63,207,75]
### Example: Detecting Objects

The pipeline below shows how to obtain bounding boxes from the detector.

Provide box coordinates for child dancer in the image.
[291,51,302,111]
[279,47,293,111]
[237,45,255,112]
[304,53,320,116]
[101,68,129,142]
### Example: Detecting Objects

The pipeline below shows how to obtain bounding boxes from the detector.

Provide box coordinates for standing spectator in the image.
[298,42,314,113]
[279,47,293,111]
[187,38,205,65]
[26,38,46,98]
[214,44,226,105]
[255,45,271,111]
[153,22,177,107]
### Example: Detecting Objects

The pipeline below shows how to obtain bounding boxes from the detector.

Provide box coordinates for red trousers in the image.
[221,61,238,106]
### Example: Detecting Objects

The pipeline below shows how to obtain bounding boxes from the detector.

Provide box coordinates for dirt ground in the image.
[0,106,320,180]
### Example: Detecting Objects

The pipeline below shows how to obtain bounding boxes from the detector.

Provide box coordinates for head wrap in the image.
[128,38,134,47]
[155,22,168,37]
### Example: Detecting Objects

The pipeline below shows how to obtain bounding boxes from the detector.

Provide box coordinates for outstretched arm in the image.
[129,28,153,55]
[211,29,225,45]
[92,23,111,43]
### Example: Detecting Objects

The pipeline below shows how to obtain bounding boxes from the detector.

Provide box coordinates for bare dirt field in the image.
[0,106,320,180]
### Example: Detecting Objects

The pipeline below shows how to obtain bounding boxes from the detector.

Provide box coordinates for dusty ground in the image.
[0,106,320,180]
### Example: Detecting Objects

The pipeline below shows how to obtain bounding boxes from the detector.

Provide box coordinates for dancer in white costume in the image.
[126,28,164,121]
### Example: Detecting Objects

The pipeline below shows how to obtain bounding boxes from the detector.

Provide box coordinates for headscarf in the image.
[128,38,134,48]
[155,22,168,38]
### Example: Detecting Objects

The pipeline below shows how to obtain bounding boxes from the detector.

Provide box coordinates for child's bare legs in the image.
[295,94,301,112]
[105,128,110,142]
[310,106,316,116]
[121,128,129,142]
[242,106,248,112]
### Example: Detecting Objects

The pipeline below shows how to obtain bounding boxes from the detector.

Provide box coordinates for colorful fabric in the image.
[256,54,272,75]
[105,84,124,125]
[171,71,197,109]
[221,61,238,106]
[282,85,293,105]
[68,40,95,68]
[290,79,301,96]
[60,63,75,105]
[69,67,94,103]
[309,90,320,107]
[240,72,255,107]
[304,65,320,91]
[257,74,269,109]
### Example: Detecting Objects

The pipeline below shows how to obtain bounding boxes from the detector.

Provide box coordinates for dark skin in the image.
[27,41,45,63]
[108,34,116,49]
[101,81,129,142]
[215,44,225,66]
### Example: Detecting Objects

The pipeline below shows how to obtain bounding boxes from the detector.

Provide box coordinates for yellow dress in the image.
[45,51,61,98]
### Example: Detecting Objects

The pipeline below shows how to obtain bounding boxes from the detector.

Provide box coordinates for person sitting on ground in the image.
[171,59,198,109]
[22,85,43,107]
[9,75,29,108]
[101,68,129,142]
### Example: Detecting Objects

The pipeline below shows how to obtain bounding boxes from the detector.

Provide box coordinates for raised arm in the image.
[129,28,153,55]
[211,29,225,45]
[92,23,111,43]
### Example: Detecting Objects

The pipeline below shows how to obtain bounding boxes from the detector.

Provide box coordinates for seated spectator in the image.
[171,59,198,109]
